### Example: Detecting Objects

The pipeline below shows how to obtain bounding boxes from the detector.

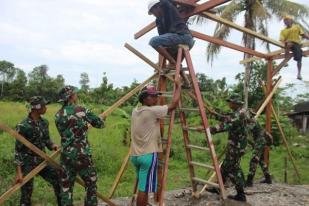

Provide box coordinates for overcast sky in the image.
[0,0,308,95]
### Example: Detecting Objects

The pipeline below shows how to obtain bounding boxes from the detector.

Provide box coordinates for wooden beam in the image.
[108,151,130,198]
[0,150,60,204]
[201,11,284,48]
[191,30,268,58]
[272,56,292,77]
[125,43,159,70]
[240,41,309,62]
[191,0,230,15]
[0,123,116,206]
[124,43,174,82]
[273,49,309,60]
[100,72,158,118]
[254,76,281,119]
[260,85,301,181]
[134,0,230,39]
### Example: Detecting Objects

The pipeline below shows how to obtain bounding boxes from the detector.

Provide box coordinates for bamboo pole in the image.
[108,151,130,198]
[270,104,301,180]
[260,85,301,181]
[100,73,158,118]
[124,43,174,82]
[0,123,117,206]
[0,150,60,204]
[254,77,281,119]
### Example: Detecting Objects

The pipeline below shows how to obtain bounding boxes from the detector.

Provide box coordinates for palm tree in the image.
[195,0,309,108]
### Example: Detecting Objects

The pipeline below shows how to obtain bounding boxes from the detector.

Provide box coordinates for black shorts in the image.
[290,42,303,61]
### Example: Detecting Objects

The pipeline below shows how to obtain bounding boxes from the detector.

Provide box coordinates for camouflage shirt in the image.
[15,115,54,166]
[211,107,250,154]
[55,103,104,156]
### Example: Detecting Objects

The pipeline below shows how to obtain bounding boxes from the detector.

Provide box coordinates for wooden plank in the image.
[124,43,174,82]
[0,123,117,206]
[108,151,130,198]
[202,11,284,48]
[254,77,282,119]
[191,30,268,58]
[240,41,309,62]
[134,0,229,39]
[125,43,159,70]
[273,49,309,60]
[272,56,292,77]
[191,0,230,15]
[0,150,60,204]
[260,85,301,181]
[100,72,158,118]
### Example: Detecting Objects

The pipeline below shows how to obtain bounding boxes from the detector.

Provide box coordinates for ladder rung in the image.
[179,107,200,112]
[190,161,214,170]
[182,126,203,132]
[192,177,219,188]
[159,91,173,97]
[161,138,168,144]
[159,70,176,75]
[187,144,209,152]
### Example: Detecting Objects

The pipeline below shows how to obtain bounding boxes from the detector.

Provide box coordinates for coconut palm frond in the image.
[206,1,244,64]
[265,0,309,21]
[257,17,270,51]
[252,0,269,20]
[190,15,209,25]
[206,24,231,63]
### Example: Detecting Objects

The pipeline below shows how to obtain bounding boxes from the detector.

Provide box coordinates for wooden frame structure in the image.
[125,0,305,203]
[1,0,306,205]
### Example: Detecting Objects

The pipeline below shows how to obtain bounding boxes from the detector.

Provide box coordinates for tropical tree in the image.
[79,72,90,91]
[0,60,17,97]
[195,0,309,108]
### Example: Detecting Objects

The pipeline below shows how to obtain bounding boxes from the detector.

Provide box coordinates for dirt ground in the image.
[101,183,309,206]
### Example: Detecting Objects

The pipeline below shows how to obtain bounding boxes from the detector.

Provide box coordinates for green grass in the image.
[0,101,308,205]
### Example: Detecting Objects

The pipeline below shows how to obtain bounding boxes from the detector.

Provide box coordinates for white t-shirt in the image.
[130,105,168,156]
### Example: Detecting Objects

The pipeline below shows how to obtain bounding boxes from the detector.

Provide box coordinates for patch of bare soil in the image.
[101,183,309,206]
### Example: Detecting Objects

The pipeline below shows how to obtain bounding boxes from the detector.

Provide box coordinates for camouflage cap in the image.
[226,94,244,105]
[58,85,79,102]
[28,96,50,110]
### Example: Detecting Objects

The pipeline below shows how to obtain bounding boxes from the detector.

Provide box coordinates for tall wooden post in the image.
[264,59,273,165]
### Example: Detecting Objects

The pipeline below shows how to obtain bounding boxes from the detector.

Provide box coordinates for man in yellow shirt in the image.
[280,15,309,80]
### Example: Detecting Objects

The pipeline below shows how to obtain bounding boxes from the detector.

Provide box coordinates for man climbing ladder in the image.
[148,0,194,86]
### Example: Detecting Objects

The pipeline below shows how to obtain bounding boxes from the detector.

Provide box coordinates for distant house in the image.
[288,101,309,133]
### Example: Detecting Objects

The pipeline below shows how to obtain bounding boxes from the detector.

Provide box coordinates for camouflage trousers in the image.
[221,150,245,192]
[20,160,61,206]
[248,145,270,178]
[59,151,98,206]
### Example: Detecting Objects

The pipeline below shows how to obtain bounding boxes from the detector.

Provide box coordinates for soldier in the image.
[55,85,104,206]
[246,115,273,187]
[15,96,61,206]
[210,94,249,202]
[130,84,180,206]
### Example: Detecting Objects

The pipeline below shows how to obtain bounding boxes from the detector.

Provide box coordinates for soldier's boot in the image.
[261,174,272,184]
[228,188,246,202]
[245,174,254,187]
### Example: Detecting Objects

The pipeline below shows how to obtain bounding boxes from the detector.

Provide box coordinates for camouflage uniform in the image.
[15,96,61,206]
[210,94,249,201]
[246,119,272,186]
[55,86,104,206]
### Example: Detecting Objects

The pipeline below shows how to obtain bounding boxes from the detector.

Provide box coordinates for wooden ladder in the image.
[156,45,226,206]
